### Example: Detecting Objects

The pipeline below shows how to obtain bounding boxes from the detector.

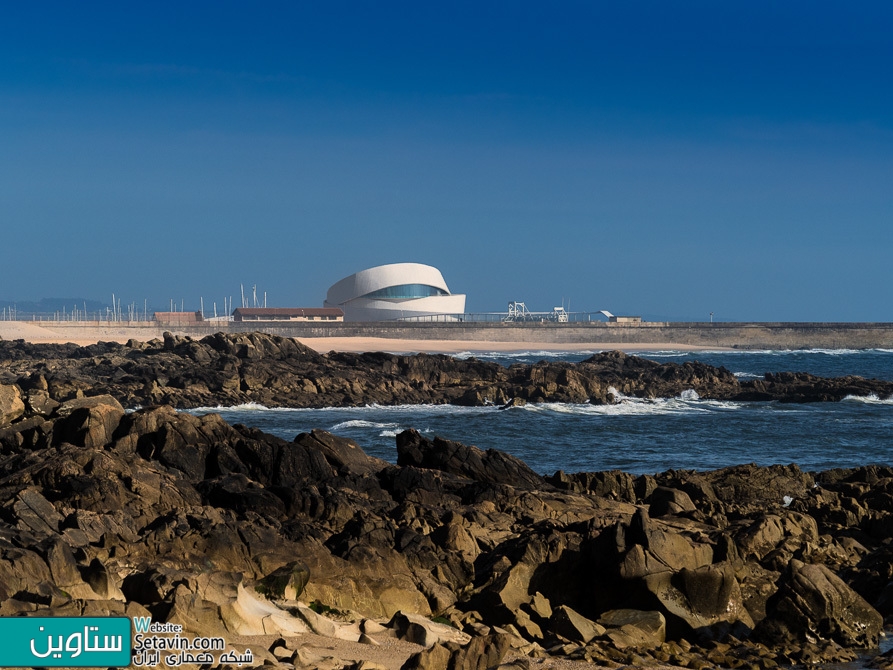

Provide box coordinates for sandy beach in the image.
[0,321,171,347]
[0,322,726,353]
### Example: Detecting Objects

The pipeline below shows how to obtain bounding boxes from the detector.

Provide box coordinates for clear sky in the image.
[1,2,891,321]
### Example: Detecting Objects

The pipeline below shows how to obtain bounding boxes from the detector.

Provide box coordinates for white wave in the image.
[696,399,745,410]
[733,371,763,379]
[375,426,434,438]
[605,386,641,403]
[189,402,273,413]
[732,348,887,356]
[842,394,893,405]
[192,402,494,416]
[518,394,744,417]
[645,350,739,356]
[521,400,685,417]
[187,395,757,423]
[329,419,402,431]
[305,417,437,437]
[358,403,496,416]
[454,347,892,359]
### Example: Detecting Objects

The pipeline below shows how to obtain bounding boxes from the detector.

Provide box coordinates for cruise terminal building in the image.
[324,263,466,322]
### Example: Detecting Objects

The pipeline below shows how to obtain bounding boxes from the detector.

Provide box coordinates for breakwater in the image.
[16,320,893,349]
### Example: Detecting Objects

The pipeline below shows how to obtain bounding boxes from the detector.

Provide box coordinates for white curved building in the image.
[324,263,466,322]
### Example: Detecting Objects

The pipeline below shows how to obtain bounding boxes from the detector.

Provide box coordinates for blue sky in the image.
[1,2,891,320]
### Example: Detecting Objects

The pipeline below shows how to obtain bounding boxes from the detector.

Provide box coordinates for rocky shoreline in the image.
[2,331,893,409]
[1,332,893,669]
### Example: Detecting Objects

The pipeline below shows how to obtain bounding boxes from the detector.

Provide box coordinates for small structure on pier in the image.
[503,301,571,323]
[154,311,203,325]
[232,308,343,322]
[598,311,642,323]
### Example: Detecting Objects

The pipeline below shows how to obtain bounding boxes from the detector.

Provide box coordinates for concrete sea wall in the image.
[19,320,893,349]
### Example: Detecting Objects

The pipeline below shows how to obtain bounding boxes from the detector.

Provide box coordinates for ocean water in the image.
[190,349,893,476]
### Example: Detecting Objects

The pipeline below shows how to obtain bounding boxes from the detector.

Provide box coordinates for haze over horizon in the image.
[1,3,891,322]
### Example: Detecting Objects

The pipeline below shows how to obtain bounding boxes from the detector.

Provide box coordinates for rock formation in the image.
[2,332,893,410]
[1,358,892,667]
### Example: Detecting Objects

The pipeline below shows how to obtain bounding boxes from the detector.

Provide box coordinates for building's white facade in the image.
[324,263,466,322]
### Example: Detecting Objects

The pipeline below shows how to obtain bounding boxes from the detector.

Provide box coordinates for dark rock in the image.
[55,394,125,417]
[0,384,25,426]
[648,487,697,517]
[618,509,713,578]
[547,470,641,502]
[598,609,666,649]
[528,592,553,620]
[83,558,125,600]
[550,605,605,643]
[444,634,511,669]
[653,562,754,634]
[25,389,59,416]
[734,512,818,564]
[53,396,124,448]
[396,429,543,490]
[388,611,469,647]
[3,331,887,410]
[44,537,83,587]
[294,429,388,476]
[13,488,63,534]
[501,397,526,409]
[400,643,450,670]
[755,559,883,649]
[197,474,287,519]
[657,463,813,515]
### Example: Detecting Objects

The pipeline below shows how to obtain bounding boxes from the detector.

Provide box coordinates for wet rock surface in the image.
[2,332,893,409]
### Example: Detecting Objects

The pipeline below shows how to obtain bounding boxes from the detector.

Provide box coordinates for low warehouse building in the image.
[232,308,343,322]
[154,311,203,325]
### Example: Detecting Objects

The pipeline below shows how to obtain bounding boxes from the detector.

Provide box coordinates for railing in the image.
[397,311,608,323]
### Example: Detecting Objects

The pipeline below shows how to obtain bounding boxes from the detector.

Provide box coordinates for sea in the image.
[188,348,893,477]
